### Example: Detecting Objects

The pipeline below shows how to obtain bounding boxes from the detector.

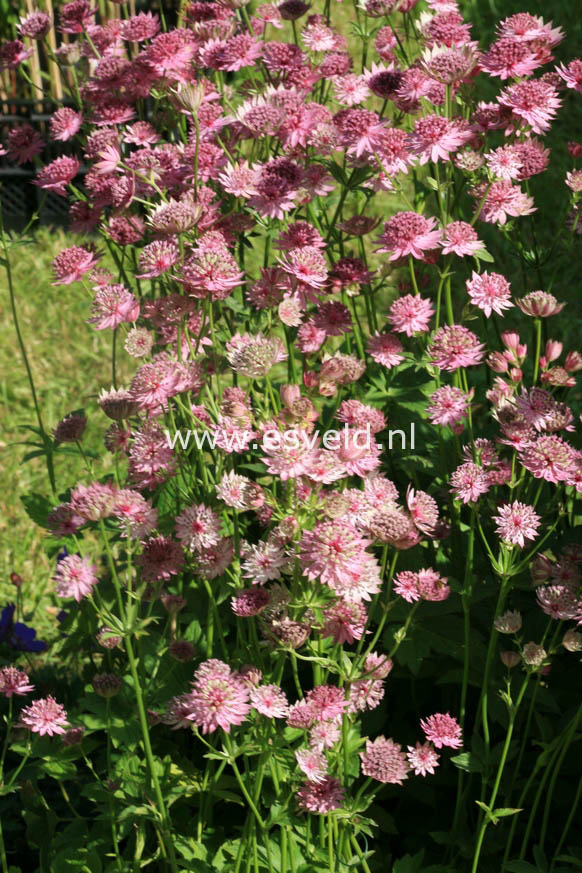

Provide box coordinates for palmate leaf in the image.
[20,493,54,529]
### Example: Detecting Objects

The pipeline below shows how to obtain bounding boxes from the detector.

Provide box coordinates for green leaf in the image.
[492,807,523,819]
[392,851,425,873]
[20,493,54,529]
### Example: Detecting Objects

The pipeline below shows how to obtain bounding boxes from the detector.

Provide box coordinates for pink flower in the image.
[50,108,83,142]
[450,462,490,503]
[175,504,222,553]
[306,685,347,722]
[250,684,289,718]
[516,291,565,317]
[360,736,410,784]
[557,59,582,92]
[407,742,440,776]
[466,271,513,317]
[388,294,434,336]
[376,212,442,261]
[480,37,540,79]
[297,776,345,813]
[20,696,68,736]
[493,502,541,547]
[498,80,561,135]
[278,246,328,289]
[138,536,184,581]
[485,146,523,181]
[88,284,140,330]
[186,659,251,734]
[52,246,100,285]
[0,666,34,698]
[429,325,485,371]
[441,221,483,257]
[35,156,80,196]
[332,108,387,157]
[520,435,576,483]
[478,181,536,225]
[420,712,462,749]
[322,600,367,644]
[367,332,404,368]
[54,555,98,602]
[296,748,329,783]
[409,115,472,164]
[427,385,472,428]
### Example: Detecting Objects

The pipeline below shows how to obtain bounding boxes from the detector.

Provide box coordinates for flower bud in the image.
[545,340,563,362]
[494,610,522,634]
[522,642,546,667]
[562,629,582,652]
[500,651,521,668]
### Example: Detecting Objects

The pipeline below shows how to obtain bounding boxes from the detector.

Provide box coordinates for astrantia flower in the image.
[407,742,440,776]
[410,115,472,164]
[296,748,329,783]
[88,284,140,330]
[35,156,80,196]
[138,536,184,581]
[485,145,523,181]
[498,80,561,135]
[20,696,68,736]
[187,659,251,734]
[450,462,490,503]
[516,291,565,317]
[480,37,539,79]
[466,271,513,317]
[427,385,472,428]
[18,10,51,38]
[429,325,485,371]
[242,538,287,585]
[493,502,541,547]
[494,610,522,633]
[367,333,404,368]
[557,59,582,92]
[250,684,289,718]
[375,212,442,261]
[332,108,387,157]
[0,39,32,70]
[175,505,222,553]
[306,685,347,721]
[297,776,345,813]
[520,435,576,483]
[226,332,287,379]
[54,555,98,602]
[6,125,44,164]
[138,239,180,278]
[300,521,370,593]
[232,587,271,617]
[322,600,367,644]
[441,221,483,257]
[420,712,462,749]
[278,246,328,288]
[0,666,34,698]
[388,295,434,336]
[50,107,83,142]
[52,246,100,285]
[537,585,579,620]
[360,736,410,784]
[478,181,536,225]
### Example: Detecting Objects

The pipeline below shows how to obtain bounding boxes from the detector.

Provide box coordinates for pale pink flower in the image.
[175,504,222,552]
[407,742,440,776]
[20,696,68,736]
[187,659,250,734]
[409,115,472,164]
[296,748,329,783]
[297,776,345,813]
[0,667,34,698]
[375,212,442,261]
[440,221,483,257]
[427,385,472,428]
[367,333,404,368]
[250,685,289,718]
[54,555,98,602]
[450,462,490,503]
[360,736,410,784]
[429,325,485,371]
[420,712,462,749]
[493,502,541,547]
[466,271,513,317]
[388,294,434,336]
[498,80,561,135]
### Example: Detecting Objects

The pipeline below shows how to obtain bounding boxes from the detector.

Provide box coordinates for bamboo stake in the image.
[42,0,63,101]
[25,0,45,109]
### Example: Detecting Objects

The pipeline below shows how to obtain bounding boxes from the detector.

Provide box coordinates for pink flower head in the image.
[367,332,404,368]
[0,666,34,698]
[429,325,485,371]
[175,504,222,553]
[410,115,472,164]
[6,125,44,164]
[296,748,329,783]
[407,742,440,776]
[297,776,345,813]
[54,554,98,602]
[498,79,561,135]
[250,684,289,718]
[187,659,250,734]
[466,271,513,317]
[278,246,328,288]
[35,156,80,196]
[388,294,434,336]
[88,284,140,330]
[52,246,100,285]
[322,600,367,644]
[427,385,472,428]
[375,212,442,261]
[20,696,68,736]
[557,59,582,92]
[493,502,541,547]
[520,435,576,483]
[480,37,540,79]
[306,685,347,722]
[50,108,83,142]
[420,712,462,749]
[450,462,490,503]
[516,291,565,318]
[441,221,483,257]
[360,736,410,784]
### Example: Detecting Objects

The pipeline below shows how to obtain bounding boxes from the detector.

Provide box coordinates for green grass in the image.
[0,227,115,637]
